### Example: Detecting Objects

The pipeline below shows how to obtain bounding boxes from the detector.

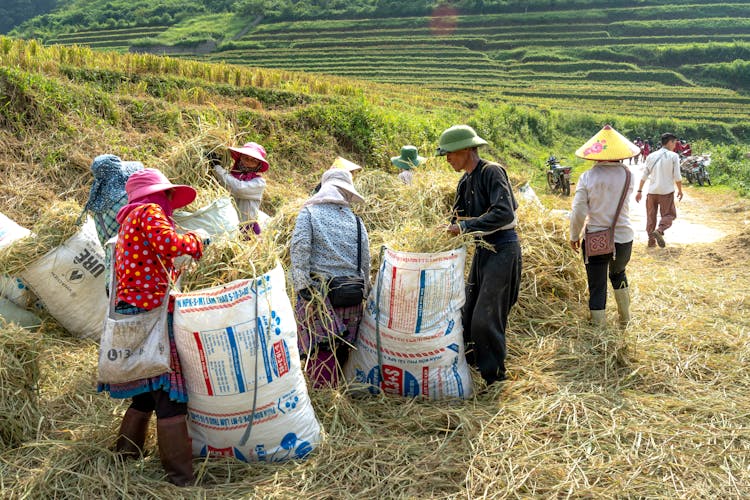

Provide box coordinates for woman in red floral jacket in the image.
[98,168,205,486]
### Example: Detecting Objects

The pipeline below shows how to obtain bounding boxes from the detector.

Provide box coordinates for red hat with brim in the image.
[125,168,196,210]
[228,142,270,173]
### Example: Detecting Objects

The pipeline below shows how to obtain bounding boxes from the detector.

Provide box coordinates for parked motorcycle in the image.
[680,154,711,187]
[546,156,572,196]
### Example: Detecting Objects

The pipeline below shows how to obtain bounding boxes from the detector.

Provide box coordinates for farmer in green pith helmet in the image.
[391,145,426,185]
[438,124,521,386]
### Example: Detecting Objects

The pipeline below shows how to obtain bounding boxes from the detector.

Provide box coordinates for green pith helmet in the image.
[391,145,426,170]
[436,125,488,156]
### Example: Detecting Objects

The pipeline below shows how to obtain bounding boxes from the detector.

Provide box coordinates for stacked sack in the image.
[345,247,474,399]
[0,213,40,328]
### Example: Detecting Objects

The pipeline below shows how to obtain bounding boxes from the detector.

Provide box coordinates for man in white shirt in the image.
[635,133,683,247]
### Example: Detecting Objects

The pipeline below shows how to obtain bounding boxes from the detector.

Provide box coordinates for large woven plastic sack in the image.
[173,197,240,239]
[258,210,271,230]
[0,213,34,307]
[345,312,473,399]
[0,275,32,307]
[0,212,30,249]
[20,218,108,339]
[0,298,42,329]
[345,247,474,399]
[172,265,321,462]
[368,248,467,334]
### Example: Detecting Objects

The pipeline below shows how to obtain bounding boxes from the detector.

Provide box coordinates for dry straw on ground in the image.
[0,323,42,448]
[2,142,750,497]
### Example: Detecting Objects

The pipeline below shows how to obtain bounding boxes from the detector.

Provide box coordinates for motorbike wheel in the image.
[706,177,711,186]
[696,174,704,187]
[547,172,557,192]
[562,179,571,196]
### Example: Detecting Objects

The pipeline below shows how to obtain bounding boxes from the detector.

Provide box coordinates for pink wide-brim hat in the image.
[125,168,196,209]
[228,142,270,172]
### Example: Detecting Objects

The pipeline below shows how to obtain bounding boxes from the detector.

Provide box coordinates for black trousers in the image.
[130,390,187,420]
[582,241,632,310]
[463,241,522,384]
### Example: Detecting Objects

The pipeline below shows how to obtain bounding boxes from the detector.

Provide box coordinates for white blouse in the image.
[570,162,635,244]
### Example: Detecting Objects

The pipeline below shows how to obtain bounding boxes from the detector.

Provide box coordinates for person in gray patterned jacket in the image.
[291,168,370,388]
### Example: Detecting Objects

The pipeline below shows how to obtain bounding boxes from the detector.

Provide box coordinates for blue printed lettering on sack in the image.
[445,318,454,335]
[270,310,282,335]
[190,409,254,429]
[249,275,273,296]
[225,326,246,393]
[451,358,465,397]
[256,315,273,383]
[354,367,381,396]
[253,405,276,422]
[415,270,426,332]
[176,285,253,309]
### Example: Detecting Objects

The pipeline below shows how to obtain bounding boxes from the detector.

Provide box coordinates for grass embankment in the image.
[0,38,749,497]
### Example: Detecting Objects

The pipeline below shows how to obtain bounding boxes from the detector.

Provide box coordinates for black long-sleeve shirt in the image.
[452,158,518,246]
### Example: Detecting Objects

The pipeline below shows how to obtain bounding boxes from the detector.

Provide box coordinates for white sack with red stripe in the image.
[172,265,320,462]
[344,247,474,399]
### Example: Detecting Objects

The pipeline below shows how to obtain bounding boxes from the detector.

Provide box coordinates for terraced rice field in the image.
[42,2,750,129]
[46,26,169,52]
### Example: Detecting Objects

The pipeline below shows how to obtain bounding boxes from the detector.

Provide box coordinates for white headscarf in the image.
[304,169,364,207]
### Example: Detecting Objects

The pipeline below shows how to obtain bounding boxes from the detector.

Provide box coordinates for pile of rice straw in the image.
[2,162,749,497]
[514,204,587,321]
[179,233,283,292]
[0,199,83,276]
[0,322,42,447]
[3,129,746,498]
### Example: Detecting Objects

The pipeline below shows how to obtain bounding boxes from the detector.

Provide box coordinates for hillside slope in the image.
[8,1,750,141]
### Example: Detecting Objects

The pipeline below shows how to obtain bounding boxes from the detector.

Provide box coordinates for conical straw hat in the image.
[575,125,641,161]
[330,156,362,172]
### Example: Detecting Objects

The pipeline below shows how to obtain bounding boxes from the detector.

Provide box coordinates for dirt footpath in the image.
[626,159,749,246]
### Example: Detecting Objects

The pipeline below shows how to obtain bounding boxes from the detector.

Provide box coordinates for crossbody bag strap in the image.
[356,215,362,277]
[611,166,631,230]
[608,166,631,260]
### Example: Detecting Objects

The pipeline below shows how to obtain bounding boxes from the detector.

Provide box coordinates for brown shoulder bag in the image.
[584,166,631,264]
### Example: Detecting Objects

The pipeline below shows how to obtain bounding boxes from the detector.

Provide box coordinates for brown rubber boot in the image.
[115,408,152,459]
[156,415,194,486]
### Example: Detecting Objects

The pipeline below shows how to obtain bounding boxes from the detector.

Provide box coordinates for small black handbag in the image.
[326,216,365,307]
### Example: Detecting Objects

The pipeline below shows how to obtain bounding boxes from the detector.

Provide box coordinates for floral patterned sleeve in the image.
[142,204,203,261]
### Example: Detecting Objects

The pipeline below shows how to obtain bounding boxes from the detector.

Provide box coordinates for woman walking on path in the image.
[569,125,640,328]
